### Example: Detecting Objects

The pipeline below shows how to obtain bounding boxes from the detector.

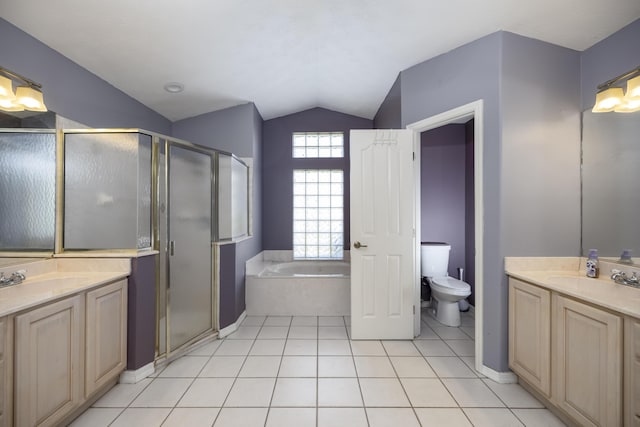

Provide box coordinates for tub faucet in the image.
[611,269,640,287]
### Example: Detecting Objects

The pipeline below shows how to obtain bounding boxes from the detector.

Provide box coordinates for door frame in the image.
[406,99,484,374]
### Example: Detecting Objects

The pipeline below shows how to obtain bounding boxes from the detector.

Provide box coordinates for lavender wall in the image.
[580,18,640,111]
[0,19,170,134]
[262,107,372,250]
[373,75,402,128]
[127,255,157,370]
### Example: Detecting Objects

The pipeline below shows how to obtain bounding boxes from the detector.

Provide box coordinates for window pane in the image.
[294,196,305,207]
[318,134,331,146]
[293,147,306,158]
[306,147,319,158]
[292,132,344,158]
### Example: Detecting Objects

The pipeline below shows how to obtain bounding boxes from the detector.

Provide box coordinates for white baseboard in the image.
[479,364,517,383]
[119,362,155,384]
[219,310,247,338]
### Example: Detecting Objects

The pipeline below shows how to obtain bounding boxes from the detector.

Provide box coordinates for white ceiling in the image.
[1,0,639,121]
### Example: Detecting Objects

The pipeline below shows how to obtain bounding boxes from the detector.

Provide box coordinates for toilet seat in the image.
[430,276,471,296]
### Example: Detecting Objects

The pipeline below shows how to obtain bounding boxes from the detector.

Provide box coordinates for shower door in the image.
[164,141,214,352]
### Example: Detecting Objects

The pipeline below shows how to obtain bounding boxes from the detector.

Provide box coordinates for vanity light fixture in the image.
[592,65,640,113]
[0,66,47,112]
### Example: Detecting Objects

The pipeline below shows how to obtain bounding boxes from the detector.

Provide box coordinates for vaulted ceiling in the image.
[2,0,639,121]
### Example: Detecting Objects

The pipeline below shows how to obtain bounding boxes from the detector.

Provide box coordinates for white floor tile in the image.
[390,356,436,377]
[279,356,317,377]
[288,326,318,339]
[162,408,220,427]
[400,378,458,407]
[442,378,504,407]
[343,316,351,326]
[110,408,171,427]
[318,339,352,355]
[413,339,456,356]
[215,339,254,356]
[511,408,566,426]
[291,316,318,326]
[224,378,276,407]
[318,356,357,377]
[284,339,317,355]
[226,326,260,340]
[426,357,477,378]
[460,356,486,378]
[445,339,475,356]
[483,380,544,408]
[271,378,317,407]
[249,339,286,355]
[159,356,209,378]
[188,340,222,356]
[258,326,290,339]
[93,379,152,407]
[354,356,396,377]
[69,408,122,426]
[461,326,475,339]
[264,316,292,326]
[130,378,192,407]
[350,340,386,356]
[318,408,368,427]
[382,340,421,356]
[319,326,348,339]
[432,325,471,340]
[319,316,346,326]
[366,408,421,427]
[239,356,282,377]
[463,408,524,427]
[242,315,266,326]
[177,378,234,407]
[213,408,268,427]
[266,407,316,427]
[199,356,245,377]
[318,378,363,406]
[415,324,441,340]
[359,378,411,407]
[414,408,473,426]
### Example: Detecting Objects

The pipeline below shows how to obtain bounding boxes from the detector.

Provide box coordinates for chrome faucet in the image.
[0,270,26,288]
[611,269,640,288]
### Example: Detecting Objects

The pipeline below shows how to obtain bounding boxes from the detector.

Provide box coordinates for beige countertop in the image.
[505,257,640,319]
[0,258,130,317]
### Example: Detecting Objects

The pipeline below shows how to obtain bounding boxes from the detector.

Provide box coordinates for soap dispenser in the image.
[619,249,633,265]
[586,249,599,278]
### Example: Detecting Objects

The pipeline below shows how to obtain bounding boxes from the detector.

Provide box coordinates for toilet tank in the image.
[421,242,451,277]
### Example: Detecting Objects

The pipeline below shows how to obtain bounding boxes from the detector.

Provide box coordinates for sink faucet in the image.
[0,269,26,288]
[611,269,640,287]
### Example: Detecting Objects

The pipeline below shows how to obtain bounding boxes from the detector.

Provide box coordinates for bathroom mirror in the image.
[581,110,640,263]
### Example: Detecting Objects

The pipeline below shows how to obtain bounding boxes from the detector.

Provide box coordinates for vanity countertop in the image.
[506,257,640,318]
[0,258,130,317]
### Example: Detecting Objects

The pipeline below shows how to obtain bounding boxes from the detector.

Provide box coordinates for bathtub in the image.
[246,259,350,316]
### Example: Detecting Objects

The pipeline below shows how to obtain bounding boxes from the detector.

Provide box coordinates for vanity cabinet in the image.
[14,295,84,427]
[626,317,640,427]
[553,295,622,427]
[0,317,12,427]
[508,278,551,397]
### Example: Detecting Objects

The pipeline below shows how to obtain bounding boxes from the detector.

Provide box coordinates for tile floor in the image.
[70,311,566,426]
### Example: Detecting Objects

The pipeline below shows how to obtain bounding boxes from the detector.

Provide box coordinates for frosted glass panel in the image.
[64,132,139,249]
[0,131,55,250]
[137,134,152,249]
[217,154,232,240]
[231,157,248,238]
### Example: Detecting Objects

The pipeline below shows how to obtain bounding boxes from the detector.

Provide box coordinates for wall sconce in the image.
[592,65,640,113]
[0,66,47,112]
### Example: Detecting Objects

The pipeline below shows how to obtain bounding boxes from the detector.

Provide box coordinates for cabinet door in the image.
[14,295,84,427]
[508,278,551,396]
[85,279,127,397]
[0,316,11,427]
[626,317,640,427]
[553,295,622,427]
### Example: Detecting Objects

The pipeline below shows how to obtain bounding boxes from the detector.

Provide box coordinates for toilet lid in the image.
[431,276,471,296]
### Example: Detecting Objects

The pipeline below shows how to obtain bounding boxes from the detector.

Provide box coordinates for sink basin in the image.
[26,276,89,288]
[546,275,608,287]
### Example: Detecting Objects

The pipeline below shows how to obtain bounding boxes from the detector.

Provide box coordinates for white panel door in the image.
[350,129,415,339]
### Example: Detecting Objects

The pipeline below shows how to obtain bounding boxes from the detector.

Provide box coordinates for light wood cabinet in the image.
[0,316,12,427]
[509,278,551,397]
[553,295,622,427]
[14,295,84,427]
[626,317,640,427]
[85,279,127,397]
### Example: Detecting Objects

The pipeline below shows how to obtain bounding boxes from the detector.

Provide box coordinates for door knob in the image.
[353,241,368,249]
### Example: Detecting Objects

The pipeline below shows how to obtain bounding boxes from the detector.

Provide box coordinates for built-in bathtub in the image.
[246,252,350,316]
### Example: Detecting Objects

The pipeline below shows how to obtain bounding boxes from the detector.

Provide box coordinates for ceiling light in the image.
[164,82,184,93]
[0,66,47,112]
[592,65,640,113]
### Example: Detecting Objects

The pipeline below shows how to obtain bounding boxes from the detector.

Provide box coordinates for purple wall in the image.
[262,107,372,250]
[127,255,157,370]
[0,19,171,134]
[373,75,402,129]
[580,18,640,111]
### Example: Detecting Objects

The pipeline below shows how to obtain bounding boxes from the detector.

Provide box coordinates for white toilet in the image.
[421,242,471,327]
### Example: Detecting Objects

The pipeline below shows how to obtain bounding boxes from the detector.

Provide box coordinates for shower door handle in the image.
[353,241,368,249]
[169,240,175,256]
